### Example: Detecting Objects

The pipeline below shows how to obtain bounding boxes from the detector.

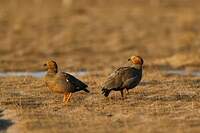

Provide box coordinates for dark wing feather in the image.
[102,67,130,90]
[121,68,142,89]
[122,76,138,88]
[63,72,88,91]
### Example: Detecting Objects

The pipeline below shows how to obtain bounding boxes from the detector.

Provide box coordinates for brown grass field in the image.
[0,0,200,132]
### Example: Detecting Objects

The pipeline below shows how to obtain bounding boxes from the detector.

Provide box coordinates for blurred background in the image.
[0,0,200,72]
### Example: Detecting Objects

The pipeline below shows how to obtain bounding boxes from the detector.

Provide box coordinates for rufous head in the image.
[43,59,58,72]
[128,56,144,65]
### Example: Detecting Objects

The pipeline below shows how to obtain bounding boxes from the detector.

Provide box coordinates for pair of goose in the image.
[44,55,143,103]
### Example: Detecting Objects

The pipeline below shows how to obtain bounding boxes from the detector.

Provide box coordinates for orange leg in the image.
[63,93,69,102]
[65,93,72,103]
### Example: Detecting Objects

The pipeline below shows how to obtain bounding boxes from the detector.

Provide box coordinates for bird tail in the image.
[83,87,90,93]
[101,88,111,97]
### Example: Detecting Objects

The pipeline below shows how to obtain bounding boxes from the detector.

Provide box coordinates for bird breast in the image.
[45,77,68,93]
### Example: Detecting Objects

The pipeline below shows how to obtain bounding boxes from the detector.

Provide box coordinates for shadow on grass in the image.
[0,119,13,131]
[0,110,13,132]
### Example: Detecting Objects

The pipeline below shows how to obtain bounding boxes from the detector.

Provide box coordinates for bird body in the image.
[43,60,89,103]
[44,72,69,93]
[102,56,143,97]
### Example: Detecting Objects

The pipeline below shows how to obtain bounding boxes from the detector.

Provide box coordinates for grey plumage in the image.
[101,56,143,97]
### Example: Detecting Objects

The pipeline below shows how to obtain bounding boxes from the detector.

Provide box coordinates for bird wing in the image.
[122,76,138,88]
[102,67,130,89]
[63,72,88,89]
[121,67,142,89]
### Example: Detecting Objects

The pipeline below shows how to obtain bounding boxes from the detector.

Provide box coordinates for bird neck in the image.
[132,64,142,70]
[47,68,58,74]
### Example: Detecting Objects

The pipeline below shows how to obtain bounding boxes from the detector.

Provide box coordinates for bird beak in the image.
[128,58,131,61]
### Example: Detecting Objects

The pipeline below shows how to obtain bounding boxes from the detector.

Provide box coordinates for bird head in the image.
[43,59,58,73]
[128,56,144,69]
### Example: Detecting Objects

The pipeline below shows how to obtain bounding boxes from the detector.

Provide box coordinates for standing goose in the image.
[101,55,143,98]
[43,60,89,103]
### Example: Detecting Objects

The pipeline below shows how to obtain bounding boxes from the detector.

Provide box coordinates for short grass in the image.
[0,70,200,133]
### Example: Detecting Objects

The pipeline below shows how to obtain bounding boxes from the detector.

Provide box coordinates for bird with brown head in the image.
[43,60,89,104]
[102,55,143,98]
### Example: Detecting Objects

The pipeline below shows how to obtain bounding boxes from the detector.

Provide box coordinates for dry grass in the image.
[0,0,200,71]
[0,0,200,132]
[0,71,200,133]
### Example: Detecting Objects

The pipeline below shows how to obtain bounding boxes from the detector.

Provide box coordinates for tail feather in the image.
[83,88,90,93]
[101,88,111,97]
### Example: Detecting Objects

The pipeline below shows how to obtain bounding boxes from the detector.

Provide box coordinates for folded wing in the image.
[63,72,89,93]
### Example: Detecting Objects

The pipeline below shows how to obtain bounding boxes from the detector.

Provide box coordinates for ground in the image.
[0,0,200,133]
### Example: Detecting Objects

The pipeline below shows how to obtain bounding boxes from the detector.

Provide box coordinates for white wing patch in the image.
[66,79,69,82]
